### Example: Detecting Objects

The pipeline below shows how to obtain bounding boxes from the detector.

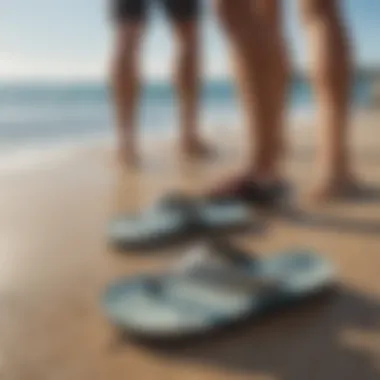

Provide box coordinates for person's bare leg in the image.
[257,0,290,173]
[171,20,210,158]
[299,0,358,201]
[111,22,144,167]
[214,0,282,181]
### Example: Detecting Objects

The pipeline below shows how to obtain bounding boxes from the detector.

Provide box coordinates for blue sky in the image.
[1,0,379,81]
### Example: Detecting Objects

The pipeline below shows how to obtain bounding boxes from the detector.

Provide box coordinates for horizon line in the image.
[1,66,379,85]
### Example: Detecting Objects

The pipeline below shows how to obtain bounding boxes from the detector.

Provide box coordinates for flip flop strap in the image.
[207,238,258,266]
[160,193,202,228]
[180,265,280,293]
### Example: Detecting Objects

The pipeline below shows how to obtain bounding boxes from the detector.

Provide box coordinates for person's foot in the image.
[182,138,215,160]
[309,175,362,203]
[206,173,289,207]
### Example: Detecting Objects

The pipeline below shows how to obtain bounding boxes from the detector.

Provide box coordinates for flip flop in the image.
[108,194,253,251]
[102,240,336,341]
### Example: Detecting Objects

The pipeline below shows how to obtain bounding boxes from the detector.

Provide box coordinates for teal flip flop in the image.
[102,240,336,341]
[108,194,253,251]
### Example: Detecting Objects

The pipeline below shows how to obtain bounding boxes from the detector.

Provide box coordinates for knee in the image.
[213,0,231,21]
[298,0,338,24]
[213,0,243,31]
[257,0,282,27]
[174,23,198,61]
[114,24,143,62]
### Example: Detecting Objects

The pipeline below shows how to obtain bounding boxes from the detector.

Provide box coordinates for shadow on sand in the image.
[141,288,380,380]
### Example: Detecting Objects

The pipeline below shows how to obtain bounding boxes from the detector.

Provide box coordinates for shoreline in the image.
[0,108,378,174]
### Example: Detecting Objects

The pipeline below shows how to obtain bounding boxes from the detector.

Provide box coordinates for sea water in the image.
[0,78,371,149]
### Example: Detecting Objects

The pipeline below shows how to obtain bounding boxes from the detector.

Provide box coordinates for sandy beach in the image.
[0,113,379,380]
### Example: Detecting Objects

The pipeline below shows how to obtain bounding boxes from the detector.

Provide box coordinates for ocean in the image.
[0,78,371,150]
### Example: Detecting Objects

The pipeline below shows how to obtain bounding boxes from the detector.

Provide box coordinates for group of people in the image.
[110,0,359,204]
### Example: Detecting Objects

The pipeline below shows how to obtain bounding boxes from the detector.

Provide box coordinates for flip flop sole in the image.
[102,250,336,341]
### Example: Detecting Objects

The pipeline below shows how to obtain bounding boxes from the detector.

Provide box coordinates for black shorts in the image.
[111,0,200,23]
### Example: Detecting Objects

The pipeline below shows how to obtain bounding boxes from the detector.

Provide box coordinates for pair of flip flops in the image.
[103,239,335,341]
[103,193,335,342]
[108,194,253,251]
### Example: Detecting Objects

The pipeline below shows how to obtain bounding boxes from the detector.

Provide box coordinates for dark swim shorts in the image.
[112,0,200,23]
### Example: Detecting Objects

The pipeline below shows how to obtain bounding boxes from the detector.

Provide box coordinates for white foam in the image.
[0,108,315,175]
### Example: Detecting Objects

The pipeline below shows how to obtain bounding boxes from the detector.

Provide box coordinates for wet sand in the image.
[0,114,379,380]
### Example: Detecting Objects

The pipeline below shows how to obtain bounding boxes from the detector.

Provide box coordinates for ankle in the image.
[182,136,204,150]
[318,165,353,182]
[248,166,282,184]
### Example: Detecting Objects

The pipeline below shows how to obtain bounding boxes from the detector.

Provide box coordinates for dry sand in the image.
[0,114,379,380]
